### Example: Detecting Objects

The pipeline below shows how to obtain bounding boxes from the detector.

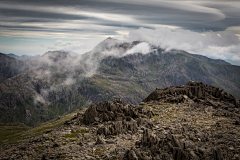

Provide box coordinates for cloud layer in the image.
[0,0,240,39]
[0,0,240,64]
[126,28,240,62]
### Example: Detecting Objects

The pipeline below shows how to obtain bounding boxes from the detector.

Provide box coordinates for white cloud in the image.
[63,77,76,86]
[54,40,83,50]
[126,27,240,60]
[54,40,103,54]
[47,46,57,50]
[125,42,151,55]
[231,55,240,61]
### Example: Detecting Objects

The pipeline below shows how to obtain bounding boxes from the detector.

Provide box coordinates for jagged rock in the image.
[189,150,199,160]
[212,147,224,160]
[143,81,240,112]
[82,104,98,124]
[172,147,187,160]
[1,81,240,160]
[95,135,105,145]
[81,99,151,136]
[123,149,139,160]
[96,119,138,136]
[166,95,184,103]
[94,117,100,122]
[235,120,240,125]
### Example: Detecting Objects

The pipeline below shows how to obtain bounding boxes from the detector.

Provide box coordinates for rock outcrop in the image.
[0,81,239,160]
[81,98,153,136]
[144,81,240,113]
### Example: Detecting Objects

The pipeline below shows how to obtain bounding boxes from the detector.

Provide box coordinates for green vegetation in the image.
[93,147,106,156]
[65,129,89,138]
[0,112,76,145]
[0,123,29,145]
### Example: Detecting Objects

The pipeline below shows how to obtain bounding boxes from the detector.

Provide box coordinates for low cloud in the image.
[63,77,76,86]
[47,46,57,50]
[126,27,240,61]
[231,55,240,61]
[54,40,83,51]
[125,42,151,55]
[41,39,104,55]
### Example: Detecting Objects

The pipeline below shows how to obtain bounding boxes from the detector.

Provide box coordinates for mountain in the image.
[0,53,29,83]
[0,39,240,126]
[0,81,239,159]
[187,53,231,65]
[5,53,31,61]
[58,50,80,56]
[5,53,41,61]
[0,51,87,126]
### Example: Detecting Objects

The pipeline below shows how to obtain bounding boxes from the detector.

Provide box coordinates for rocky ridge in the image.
[0,81,239,159]
[144,81,239,110]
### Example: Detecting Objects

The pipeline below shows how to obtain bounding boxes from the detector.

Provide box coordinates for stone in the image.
[172,147,187,160]
[95,135,105,145]
[183,95,188,100]
[1,81,239,160]
[213,147,224,160]
[82,104,98,124]
[94,117,100,122]
[123,149,138,160]
[189,150,199,160]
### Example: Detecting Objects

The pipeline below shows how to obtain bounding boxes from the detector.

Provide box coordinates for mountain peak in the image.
[91,38,122,53]
[42,51,71,62]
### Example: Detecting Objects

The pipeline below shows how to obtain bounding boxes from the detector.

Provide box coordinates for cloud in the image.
[1,0,240,41]
[15,39,37,41]
[1,0,240,65]
[47,47,57,50]
[63,77,76,86]
[231,55,240,61]
[47,40,103,54]
[54,40,83,50]
[126,27,240,60]
[34,94,46,105]
[125,42,151,55]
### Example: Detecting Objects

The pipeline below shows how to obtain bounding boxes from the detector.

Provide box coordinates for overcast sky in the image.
[0,0,240,64]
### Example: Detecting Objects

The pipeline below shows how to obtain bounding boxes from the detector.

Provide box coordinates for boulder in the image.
[82,104,98,124]
[95,135,105,145]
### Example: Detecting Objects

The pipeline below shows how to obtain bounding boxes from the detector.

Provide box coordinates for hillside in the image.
[0,81,239,159]
[4,53,41,61]
[0,53,29,83]
[0,39,240,126]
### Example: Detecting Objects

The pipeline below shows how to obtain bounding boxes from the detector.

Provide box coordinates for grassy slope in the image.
[0,109,81,145]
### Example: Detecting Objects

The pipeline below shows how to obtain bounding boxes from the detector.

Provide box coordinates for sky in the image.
[0,0,240,65]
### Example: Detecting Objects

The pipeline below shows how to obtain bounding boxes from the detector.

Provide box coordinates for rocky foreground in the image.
[0,81,240,160]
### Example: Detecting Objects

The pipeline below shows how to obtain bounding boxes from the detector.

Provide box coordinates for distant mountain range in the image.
[5,53,41,61]
[4,51,78,61]
[0,38,240,126]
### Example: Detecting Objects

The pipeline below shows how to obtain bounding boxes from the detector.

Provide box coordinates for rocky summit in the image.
[0,81,240,160]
